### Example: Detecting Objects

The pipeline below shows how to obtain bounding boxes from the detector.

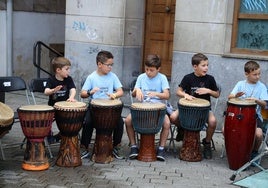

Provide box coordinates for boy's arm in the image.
[147,88,170,100]
[67,88,76,102]
[44,85,63,96]
[176,87,193,100]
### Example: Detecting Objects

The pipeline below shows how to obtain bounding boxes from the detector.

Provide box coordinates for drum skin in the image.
[54,101,87,167]
[224,98,257,170]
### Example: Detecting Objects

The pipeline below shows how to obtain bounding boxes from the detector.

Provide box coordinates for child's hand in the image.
[91,87,100,95]
[135,89,144,101]
[235,92,245,98]
[54,85,63,92]
[67,98,77,102]
[195,88,209,95]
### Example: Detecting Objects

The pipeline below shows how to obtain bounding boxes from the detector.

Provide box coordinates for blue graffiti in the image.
[72,21,87,31]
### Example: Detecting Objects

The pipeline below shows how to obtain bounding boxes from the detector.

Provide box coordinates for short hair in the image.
[192,53,208,66]
[144,54,161,69]
[244,60,260,73]
[51,57,71,73]
[96,50,113,65]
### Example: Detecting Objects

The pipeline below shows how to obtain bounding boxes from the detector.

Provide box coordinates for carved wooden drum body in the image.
[17,104,54,171]
[90,99,123,164]
[54,101,87,167]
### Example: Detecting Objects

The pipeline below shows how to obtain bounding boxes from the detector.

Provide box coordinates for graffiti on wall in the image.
[72,21,98,40]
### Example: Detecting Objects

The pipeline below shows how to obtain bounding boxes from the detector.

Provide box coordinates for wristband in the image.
[87,90,91,96]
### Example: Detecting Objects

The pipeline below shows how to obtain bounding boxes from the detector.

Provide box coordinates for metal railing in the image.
[33,41,63,78]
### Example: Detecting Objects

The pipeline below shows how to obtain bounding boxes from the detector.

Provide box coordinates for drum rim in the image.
[54,101,87,109]
[130,102,166,110]
[178,98,210,107]
[18,104,54,111]
[90,98,122,106]
[227,98,257,106]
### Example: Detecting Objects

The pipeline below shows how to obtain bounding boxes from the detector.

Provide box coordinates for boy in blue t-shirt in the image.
[80,50,124,160]
[125,54,171,161]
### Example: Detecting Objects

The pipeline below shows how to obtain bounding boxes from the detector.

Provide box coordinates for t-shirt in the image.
[179,72,218,103]
[230,80,268,120]
[45,75,76,106]
[135,72,170,103]
[82,71,122,99]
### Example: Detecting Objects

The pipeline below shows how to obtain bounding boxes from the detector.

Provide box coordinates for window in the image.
[231,0,268,56]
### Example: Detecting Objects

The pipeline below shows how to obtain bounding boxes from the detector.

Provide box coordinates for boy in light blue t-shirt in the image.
[80,50,124,160]
[125,54,171,161]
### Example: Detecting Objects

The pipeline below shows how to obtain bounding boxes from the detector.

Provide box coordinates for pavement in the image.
[0,91,267,188]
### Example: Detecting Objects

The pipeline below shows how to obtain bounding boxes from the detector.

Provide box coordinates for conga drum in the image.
[90,99,123,163]
[54,101,87,167]
[17,105,54,171]
[130,102,166,162]
[178,98,210,162]
[224,98,256,170]
[0,102,14,139]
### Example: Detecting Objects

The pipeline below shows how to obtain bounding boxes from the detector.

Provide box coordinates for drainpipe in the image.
[6,0,13,76]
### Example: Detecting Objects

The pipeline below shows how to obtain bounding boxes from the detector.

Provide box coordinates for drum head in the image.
[131,102,166,110]
[179,98,210,107]
[228,98,256,106]
[19,105,54,111]
[54,101,87,110]
[91,99,122,106]
[0,102,14,126]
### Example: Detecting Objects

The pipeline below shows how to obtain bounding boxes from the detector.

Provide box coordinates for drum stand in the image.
[230,128,268,181]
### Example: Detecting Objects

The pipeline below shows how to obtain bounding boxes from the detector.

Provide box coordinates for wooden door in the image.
[143,0,176,78]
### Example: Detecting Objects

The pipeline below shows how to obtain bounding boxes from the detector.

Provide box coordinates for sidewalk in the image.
[0,92,267,187]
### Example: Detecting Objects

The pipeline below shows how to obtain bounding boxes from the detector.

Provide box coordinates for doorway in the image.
[143,0,176,78]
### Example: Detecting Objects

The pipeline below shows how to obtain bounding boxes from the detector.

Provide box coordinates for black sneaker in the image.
[156,148,166,161]
[80,150,90,159]
[129,147,139,159]
[202,138,212,159]
[113,146,125,160]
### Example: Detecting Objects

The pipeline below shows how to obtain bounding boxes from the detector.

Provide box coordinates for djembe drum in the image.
[17,105,54,171]
[224,98,256,170]
[0,102,14,139]
[178,98,210,162]
[130,102,166,162]
[54,101,87,167]
[90,99,123,164]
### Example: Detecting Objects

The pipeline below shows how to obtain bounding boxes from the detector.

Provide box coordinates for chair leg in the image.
[0,139,6,160]
[167,124,177,153]
[44,137,53,159]
[20,137,27,149]
[211,138,216,151]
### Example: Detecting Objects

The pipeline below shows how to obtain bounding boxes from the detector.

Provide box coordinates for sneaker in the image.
[175,127,184,142]
[129,146,139,159]
[113,146,125,160]
[47,135,55,144]
[202,138,212,159]
[80,150,90,159]
[250,151,260,167]
[54,133,61,142]
[156,148,166,161]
